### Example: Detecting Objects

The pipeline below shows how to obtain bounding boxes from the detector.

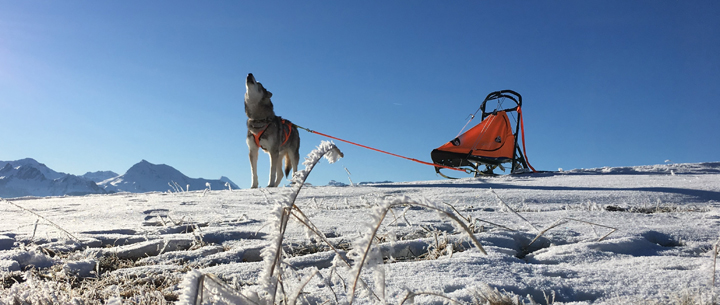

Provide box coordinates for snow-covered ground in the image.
[1,147,719,304]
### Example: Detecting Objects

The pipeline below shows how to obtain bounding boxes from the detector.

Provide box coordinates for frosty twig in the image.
[2,199,79,242]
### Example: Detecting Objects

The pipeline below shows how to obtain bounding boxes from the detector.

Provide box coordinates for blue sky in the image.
[1,1,719,188]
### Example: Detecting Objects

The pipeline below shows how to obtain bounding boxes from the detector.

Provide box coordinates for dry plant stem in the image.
[474,218,517,231]
[349,200,488,304]
[195,273,205,305]
[288,269,319,305]
[32,218,39,240]
[713,240,719,287]
[386,208,401,226]
[324,270,341,304]
[279,274,289,305]
[529,218,568,245]
[290,208,350,266]
[205,273,259,305]
[265,167,313,301]
[268,207,292,301]
[264,142,348,303]
[3,199,80,242]
[530,217,618,245]
[290,206,382,301]
[266,147,380,301]
[407,202,488,255]
[444,202,471,223]
[564,218,617,241]
[401,208,413,227]
[489,188,539,231]
[544,290,557,304]
[443,200,517,231]
[290,204,381,302]
[349,207,391,305]
[399,291,464,305]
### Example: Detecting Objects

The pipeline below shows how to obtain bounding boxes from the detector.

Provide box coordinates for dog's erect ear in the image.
[255,81,272,99]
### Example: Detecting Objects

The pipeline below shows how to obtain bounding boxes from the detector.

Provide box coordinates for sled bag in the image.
[432,111,515,166]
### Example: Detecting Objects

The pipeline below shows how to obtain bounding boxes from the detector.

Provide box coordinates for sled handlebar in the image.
[479,90,522,119]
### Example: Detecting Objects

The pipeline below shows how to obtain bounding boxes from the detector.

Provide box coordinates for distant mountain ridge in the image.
[0,158,238,198]
[0,161,104,198]
[2,158,66,180]
[82,171,119,183]
[100,160,238,193]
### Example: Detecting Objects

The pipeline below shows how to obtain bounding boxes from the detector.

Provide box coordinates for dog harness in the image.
[253,118,294,148]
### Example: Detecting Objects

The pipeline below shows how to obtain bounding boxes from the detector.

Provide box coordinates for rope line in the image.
[455,113,475,138]
[293,124,468,173]
[517,107,537,172]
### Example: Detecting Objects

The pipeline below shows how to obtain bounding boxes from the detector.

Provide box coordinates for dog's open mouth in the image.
[246,73,256,85]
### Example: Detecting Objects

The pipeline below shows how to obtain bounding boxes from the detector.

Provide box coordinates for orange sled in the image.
[431,90,535,178]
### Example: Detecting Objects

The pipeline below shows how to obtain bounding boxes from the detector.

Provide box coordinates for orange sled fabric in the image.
[435,111,515,160]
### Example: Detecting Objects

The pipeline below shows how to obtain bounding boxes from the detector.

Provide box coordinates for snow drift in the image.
[1,158,719,304]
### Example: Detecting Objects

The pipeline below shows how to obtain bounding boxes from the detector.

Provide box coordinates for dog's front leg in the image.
[247,138,260,189]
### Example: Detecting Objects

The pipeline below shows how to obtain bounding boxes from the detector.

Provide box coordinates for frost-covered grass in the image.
[1,153,720,304]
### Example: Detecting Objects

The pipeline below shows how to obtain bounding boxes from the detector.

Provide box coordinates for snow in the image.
[1,155,719,304]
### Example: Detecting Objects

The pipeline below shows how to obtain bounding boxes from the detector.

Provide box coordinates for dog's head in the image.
[245,73,275,119]
[245,73,272,103]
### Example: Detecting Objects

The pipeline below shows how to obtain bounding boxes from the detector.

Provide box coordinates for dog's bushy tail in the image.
[284,154,292,178]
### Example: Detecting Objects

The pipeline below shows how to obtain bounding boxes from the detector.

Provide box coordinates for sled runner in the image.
[431,90,536,178]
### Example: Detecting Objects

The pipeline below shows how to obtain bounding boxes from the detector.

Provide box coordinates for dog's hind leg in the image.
[274,155,285,186]
[285,149,299,178]
[268,150,282,187]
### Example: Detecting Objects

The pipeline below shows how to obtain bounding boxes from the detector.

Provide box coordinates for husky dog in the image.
[244,73,300,188]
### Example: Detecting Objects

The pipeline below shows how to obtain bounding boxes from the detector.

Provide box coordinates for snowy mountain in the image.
[99,160,239,193]
[0,158,238,198]
[1,158,66,180]
[81,171,119,183]
[0,160,105,198]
